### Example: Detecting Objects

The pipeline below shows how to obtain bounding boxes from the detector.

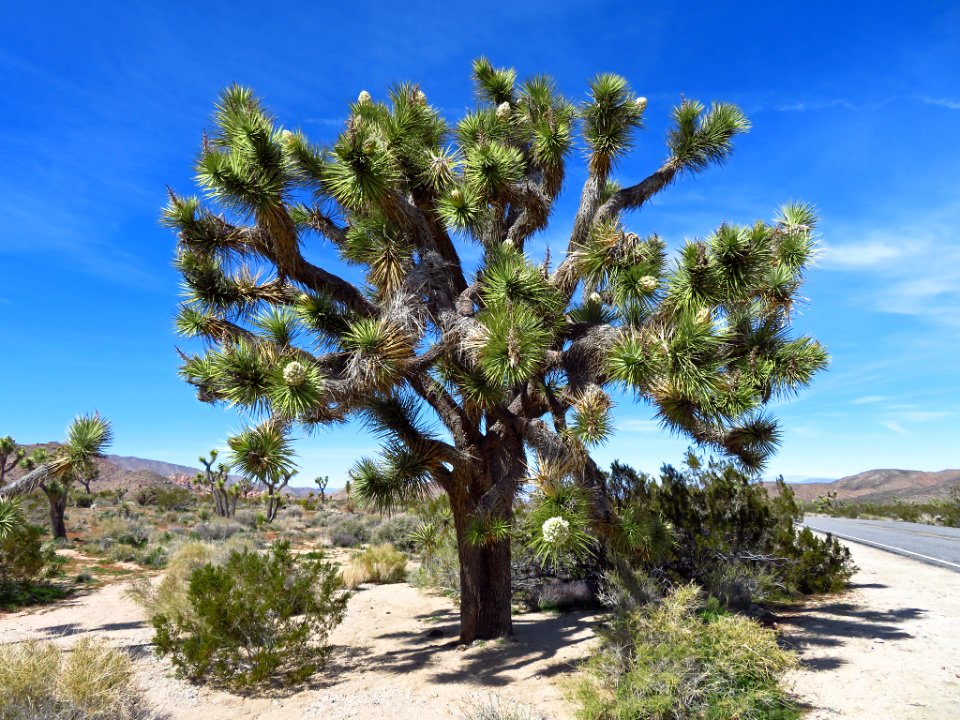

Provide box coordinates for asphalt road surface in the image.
[803,516,960,572]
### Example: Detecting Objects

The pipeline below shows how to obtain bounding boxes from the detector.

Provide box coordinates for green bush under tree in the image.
[151,541,349,689]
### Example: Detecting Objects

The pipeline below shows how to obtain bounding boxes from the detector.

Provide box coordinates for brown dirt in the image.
[0,578,600,719]
[2,540,957,718]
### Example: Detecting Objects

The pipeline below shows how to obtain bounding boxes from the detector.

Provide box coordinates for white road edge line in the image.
[805,526,960,571]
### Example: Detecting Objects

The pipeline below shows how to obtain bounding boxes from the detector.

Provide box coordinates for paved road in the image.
[803,516,960,572]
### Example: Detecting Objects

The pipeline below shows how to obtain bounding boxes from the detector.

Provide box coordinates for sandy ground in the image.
[780,542,960,719]
[2,541,958,719]
[0,575,599,720]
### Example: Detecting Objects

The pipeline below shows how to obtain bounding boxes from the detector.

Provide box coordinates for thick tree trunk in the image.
[48,491,67,540]
[456,532,513,643]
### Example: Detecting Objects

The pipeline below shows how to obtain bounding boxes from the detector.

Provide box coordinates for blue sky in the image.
[1,1,958,485]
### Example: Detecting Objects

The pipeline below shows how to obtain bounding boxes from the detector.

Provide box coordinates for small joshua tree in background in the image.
[314,475,329,505]
[197,449,236,517]
[228,422,296,522]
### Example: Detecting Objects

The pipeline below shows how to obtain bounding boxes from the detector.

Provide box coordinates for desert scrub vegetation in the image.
[609,455,856,606]
[572,584,799,720]
[150,541,349,689]
[0,637,154,720]
[0,521,63,609]
[342,543,407,589]
[802,487,960,528]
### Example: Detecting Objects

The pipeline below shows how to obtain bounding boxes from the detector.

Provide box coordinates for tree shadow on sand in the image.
[351,608,600,687]
[776,599,924,671]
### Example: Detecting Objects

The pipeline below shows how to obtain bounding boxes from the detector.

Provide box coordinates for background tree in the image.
[197,449,235,517]
[166,61,826,641]
[314,475,329,504]
[2,414,113,539]
[227,422,296,522]
[0,437,25,487]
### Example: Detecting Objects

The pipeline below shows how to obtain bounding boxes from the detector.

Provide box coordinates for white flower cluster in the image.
[282,361,307,388]
[541,516,571,546]
[496,101,512,120]
[638,275,657,293]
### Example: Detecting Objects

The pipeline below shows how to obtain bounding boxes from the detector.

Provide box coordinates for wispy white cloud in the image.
[851,395,887,405]
[820,206,960,327]
[918,96,960,111]
[881,420,907,434]
[820,240,912,268]
[619,419,661,433]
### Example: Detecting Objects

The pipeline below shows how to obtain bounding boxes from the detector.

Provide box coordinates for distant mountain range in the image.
[6,444,315,497]
[765,468,960,503]
[8,443,958,505]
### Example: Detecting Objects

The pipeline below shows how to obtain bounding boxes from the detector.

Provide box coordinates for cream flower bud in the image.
[357,90,372,105]
[414,88,427,104]
[695,307,712,324]
[635,96,648,112]
[589,291,603,304]
[283,361,307,388]
[542,516,571,545]
[496,101,512,120]
[638,275,657,293]
[279,129,295,144]
[450,189,463,203]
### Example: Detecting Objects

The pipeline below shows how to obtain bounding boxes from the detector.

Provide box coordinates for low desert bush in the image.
[573,584,799,720]
[371,513,420,552]
[129,540,221,625]
[151,541,349,689]
[191,520,244,542]
[529,580,594,612]
[342,544,407,589]
[0,637,154,719]
[410,537,460,598]
[0,524,58,607]
[460,695,545,720]
[327,514,375,547]
[782,527,854,594]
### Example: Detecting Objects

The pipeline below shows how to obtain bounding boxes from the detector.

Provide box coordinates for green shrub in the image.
[327,514,374,546]
[0,524,50,586]
[369,513,418,551]
[151,541,349,689]
[783,527,855,594]
[0,637,154,719]
[73,493,95,508]
[410,537,460,598]
[613,457,857,603]
[573,584,799,720]
[342,544,407,589]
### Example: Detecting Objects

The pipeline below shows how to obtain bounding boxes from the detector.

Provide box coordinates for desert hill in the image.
[767,468,960,503]
[5,443,316,497]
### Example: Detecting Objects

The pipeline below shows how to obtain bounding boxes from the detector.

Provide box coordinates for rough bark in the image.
[46,488,67,540]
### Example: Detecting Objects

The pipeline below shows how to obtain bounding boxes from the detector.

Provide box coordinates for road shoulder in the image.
[779,542,960,719]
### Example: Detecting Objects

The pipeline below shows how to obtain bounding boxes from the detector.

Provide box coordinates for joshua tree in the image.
[166,61,827,641]
[2,414,113,539]
[227,422,296,522]
[314,475,329,504]
[197,449,236,517]
[0,437,25,487]
[75,465,100,494]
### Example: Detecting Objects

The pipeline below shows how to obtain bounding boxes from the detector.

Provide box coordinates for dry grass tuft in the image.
[342,543,407,589]
[0,637,152,719]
